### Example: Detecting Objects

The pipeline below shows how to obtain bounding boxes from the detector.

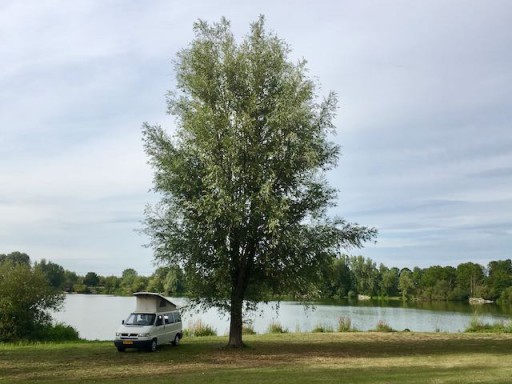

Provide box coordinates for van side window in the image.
[174,312,181,323]
[164,315,170,325]
[156,315,163,326]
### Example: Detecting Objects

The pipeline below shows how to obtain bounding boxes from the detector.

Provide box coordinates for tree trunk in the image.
[227,289,244,347]
[227,238,254,348]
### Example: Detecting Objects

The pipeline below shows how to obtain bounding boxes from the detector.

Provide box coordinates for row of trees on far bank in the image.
[0,252,187,297]
[5,251,512,304]
[320,256,512,303]
[89,256,512,304]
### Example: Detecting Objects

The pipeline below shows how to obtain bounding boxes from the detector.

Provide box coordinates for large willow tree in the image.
[142,16,376,347]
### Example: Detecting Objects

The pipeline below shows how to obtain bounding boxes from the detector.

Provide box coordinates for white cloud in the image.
[1,0,511,274]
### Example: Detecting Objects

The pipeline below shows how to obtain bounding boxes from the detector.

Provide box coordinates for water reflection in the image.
[316,298,512,316]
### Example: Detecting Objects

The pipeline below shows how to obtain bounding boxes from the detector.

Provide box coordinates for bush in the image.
[337,317,357,332]
[0,260,64,342]
[373,320,395,332]
[267,321,288,334]
[465,316,512,333]
[36,323,81,341]
[311,323,334,333]
[184,320,217,337]
[242,322,256,335]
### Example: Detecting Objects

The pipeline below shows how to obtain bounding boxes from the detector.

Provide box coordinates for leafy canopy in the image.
[142,16,376,345]
[0,258,64,341]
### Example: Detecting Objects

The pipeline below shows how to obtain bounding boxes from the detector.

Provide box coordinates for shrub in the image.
[0,260,64,342]
[311,323,334,333]
[184,320,217,337]
[337,317,356,332]
[267,321,288,334]
[374,320,395,332]
[36,323,81,341]
[242,322,256,335]
[465,316,512,333]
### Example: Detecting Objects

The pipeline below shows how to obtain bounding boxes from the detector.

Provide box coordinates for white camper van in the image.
[114,292,182,352]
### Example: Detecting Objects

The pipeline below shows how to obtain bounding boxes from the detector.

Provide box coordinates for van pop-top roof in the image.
[133,292,178,312]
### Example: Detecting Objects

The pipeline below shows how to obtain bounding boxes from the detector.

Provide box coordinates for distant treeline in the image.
[2,252,512,303]
[320,255,512,303]
[0,252,186,297]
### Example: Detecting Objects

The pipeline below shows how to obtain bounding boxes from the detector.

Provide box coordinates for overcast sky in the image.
[1,0,511,275]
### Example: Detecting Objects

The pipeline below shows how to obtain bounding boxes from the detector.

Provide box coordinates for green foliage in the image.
[15,253,512,307]
[0,251,30,266]
[349,256,379,297]
[63,270,79,292]
[0,259,64,342]
[241,320,257,335]
[498,287,512,304]
[486,260,512,300]
[398,269,414,301]
[337,317,357,332]
[184,320,217,337]
[379,265,399,298]
[147,266,187,296]
[267,321,288,334]
[83,272,100,287]
[100,275,121,294]
[321,256,356,299]
[36,323,81,341]
[72,284,90,294]
[456,262,484,297]
[448,286,470,301]
[34,259,66,290]
[120,268,143,295]
[142,16,376,347]
[465,316,512,333]
[373,320,395,332]
[311,323,334,333]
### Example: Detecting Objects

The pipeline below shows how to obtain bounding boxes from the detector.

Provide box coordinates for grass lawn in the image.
[1,332,512,383]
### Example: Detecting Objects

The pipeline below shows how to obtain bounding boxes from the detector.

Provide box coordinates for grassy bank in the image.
[1,332,512,383]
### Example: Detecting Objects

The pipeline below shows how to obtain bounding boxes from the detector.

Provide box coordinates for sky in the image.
[1,0,511,276]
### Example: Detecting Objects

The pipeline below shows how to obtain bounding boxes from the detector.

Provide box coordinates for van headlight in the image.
[115,332,121,337]
[139,333,150,337]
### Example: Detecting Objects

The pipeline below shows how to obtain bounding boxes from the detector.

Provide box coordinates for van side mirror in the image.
[122,320,125,325]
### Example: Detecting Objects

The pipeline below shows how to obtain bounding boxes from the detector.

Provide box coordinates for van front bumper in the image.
[114,339,152,349]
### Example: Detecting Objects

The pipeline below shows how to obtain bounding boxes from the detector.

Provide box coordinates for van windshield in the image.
[125,313,156,326]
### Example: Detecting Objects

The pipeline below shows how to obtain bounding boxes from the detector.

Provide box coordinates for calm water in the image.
[52,294,512,341]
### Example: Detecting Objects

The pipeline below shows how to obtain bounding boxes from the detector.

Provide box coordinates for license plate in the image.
[122,340,134,345]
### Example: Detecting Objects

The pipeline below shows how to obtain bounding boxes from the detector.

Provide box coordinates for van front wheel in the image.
[149,339,157,352]
[172,334,180,346]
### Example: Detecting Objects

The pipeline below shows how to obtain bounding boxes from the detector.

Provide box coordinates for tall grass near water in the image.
[465,315,512,333]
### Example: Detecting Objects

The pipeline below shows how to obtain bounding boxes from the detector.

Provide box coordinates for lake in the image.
[52,294,512,341]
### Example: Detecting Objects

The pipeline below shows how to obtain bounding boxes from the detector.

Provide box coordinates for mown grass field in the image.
[1,332,512,383]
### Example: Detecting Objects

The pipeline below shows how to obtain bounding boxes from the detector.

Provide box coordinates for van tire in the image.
[172,334,180,346]
[149,339,157,352]
[117,346,125,352]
